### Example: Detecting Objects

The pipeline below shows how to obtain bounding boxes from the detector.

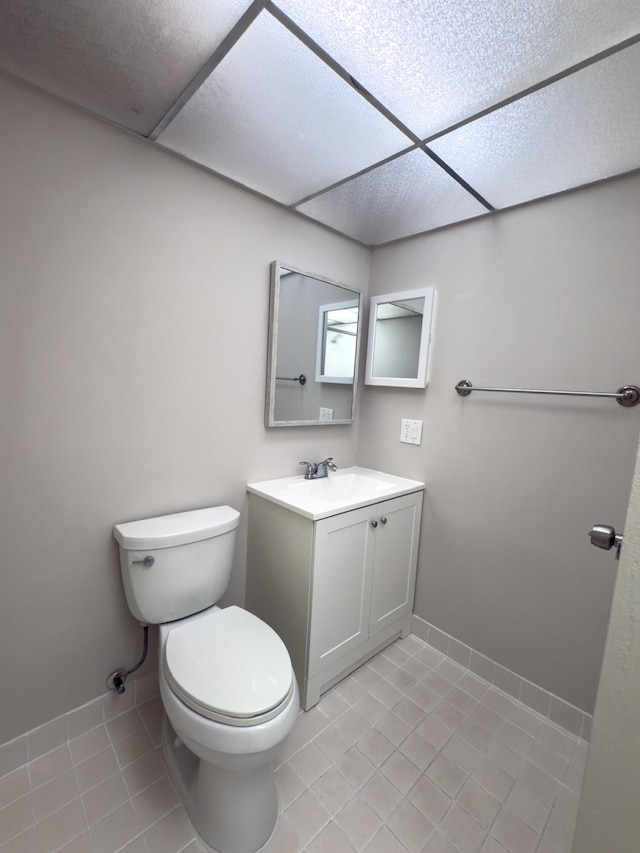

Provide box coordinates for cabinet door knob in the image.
[371,520,378,528]
[380,517,387,525]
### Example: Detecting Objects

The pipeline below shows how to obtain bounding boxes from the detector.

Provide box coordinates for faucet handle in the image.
[300,461,314,476]
[320,457,338,471]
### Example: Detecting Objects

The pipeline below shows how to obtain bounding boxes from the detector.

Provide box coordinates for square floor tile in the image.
[440,803,487,853]
[387,799,434,853]
[505,782,551,834]
[336,748,376,791]
[456,778,501,830]
[311,767,356,816]
[33,768,79,821]
[7,633,586,853]
[426,754,467,798]
[276,763,307,812]
[283,789,329,848]
[375,712,412,747]
[0,767,29,810]
[363,825,408,852]
[380,752,421,795]
[142,806,196,853]
[307,820,356,853]
[335,796,382,849]
[357,729,395,767]
[408,775,452,824]
[289,742,332,786]
[490,807,539,853]
[35,799,87,852]
[399,731,437,771]
[360,772,402,821]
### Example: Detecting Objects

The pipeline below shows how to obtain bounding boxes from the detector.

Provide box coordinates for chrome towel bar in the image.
[455,380,640,407]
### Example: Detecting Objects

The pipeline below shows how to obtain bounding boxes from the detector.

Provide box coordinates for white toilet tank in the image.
[113,506,240,624]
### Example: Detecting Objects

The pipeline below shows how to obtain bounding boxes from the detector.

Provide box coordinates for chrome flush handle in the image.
[132,556,155,567]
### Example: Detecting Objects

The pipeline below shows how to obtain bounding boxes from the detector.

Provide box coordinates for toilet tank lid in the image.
[113,506,240,550]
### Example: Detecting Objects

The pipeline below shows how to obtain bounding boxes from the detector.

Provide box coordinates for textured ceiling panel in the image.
[0,0,253,135]
[157,10,410,205]
[0,1,638,241]
[296,149,487,245]
[277,0,640,138]
[430,43,640,210]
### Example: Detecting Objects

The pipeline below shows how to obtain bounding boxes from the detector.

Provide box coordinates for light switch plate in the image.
[400,418,423,445]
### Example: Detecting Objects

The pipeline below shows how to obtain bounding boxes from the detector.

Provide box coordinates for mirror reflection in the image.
[316,300,359,383]
[266,262,362,426]
[365,287,436,388]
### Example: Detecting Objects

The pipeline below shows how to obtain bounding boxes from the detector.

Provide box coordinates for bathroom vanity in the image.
[246,467,424,709]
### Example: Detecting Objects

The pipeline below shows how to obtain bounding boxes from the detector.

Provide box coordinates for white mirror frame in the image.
[365,287,437,388]
[315,299,359,385]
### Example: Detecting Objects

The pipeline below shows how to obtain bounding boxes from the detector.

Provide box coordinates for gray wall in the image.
[0,74,370,745]
[572,432,640,853]
[2,68,640,746]
[358,172,640,713]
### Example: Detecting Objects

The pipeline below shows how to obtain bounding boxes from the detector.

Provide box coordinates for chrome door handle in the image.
[589,525,623,560]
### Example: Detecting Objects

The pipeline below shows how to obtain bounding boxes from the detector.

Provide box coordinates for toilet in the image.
[113,506,299,853]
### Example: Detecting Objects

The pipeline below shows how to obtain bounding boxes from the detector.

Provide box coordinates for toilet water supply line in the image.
[106,624,149,694]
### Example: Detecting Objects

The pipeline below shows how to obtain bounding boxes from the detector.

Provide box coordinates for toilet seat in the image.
[164,606,294,728]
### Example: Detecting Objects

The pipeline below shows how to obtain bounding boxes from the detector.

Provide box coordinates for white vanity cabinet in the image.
[246,487,423,710]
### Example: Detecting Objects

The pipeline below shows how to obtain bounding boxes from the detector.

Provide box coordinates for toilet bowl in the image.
[113,507,299,853]
[159,606,299,852]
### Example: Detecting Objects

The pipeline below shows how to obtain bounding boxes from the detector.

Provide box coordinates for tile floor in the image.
[0,634,587,853]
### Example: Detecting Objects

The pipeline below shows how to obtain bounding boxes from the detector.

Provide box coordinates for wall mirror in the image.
[365,287,437,388]
[265,262,362,426]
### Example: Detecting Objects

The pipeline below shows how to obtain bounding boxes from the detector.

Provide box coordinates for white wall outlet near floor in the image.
[400,418,423,445]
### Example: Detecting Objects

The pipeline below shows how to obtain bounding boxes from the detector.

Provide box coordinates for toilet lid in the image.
[164,607,293,725]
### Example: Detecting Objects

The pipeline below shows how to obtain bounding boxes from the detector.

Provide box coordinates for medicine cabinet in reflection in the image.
[365,287,436,388]
[316,300,359,384]
[265,262,362,427]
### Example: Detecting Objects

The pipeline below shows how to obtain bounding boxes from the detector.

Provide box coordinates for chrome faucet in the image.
[300,457,338,480]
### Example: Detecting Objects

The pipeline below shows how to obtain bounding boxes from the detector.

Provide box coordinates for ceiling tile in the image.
[429,43,640,210]
[156,10,410,205]
[0,0,253,135]
[277,0,640,138]
[0,1,638,242]
[296,149,487,245]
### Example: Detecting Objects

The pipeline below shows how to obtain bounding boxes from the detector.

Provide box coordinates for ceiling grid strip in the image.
[289,28,640,215]
[148,0,269,141]
[265,0,495,211]
[422,31,640,145]
[290,144,420,209]
[142,0,639,226]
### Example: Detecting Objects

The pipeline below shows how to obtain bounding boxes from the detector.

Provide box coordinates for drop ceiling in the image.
[0,0,638,245]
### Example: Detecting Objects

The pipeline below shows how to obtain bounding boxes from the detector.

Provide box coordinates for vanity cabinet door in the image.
[369,492,423,636]
[308,505,376,676]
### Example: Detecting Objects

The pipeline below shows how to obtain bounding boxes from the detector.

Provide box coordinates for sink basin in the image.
[247,466,424,520]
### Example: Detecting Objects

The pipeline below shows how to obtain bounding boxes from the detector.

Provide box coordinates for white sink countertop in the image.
[246,466,424,520]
